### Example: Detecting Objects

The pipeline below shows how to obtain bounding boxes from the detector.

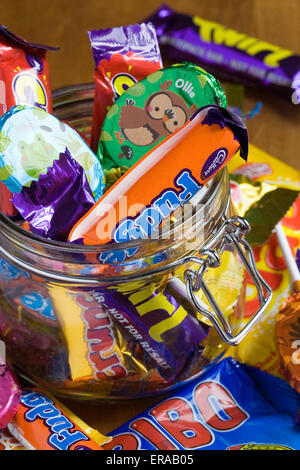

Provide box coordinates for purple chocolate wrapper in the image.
[92,284,210,383]
[12,148,95,242]
[146,5,300,101]
[0,359,21,429]
[88,22,161,68]
[0,25,59,53]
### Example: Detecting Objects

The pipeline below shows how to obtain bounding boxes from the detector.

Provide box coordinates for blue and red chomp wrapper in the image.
[104,357,300,450]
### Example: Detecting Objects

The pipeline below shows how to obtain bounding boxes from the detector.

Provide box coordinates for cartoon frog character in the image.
[19,133,58,180]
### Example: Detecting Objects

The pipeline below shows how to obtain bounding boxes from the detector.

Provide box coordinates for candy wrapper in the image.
[0,105,104,200]
[49,283,209,396]
[105,357,300,450]
[0,26,57,217]
[276,292,300,394]
[147,5,300,101]
[69,105,247,246]
[8,388,109,450]
[99,62,227,171]
[230,174,299,246]
[91,283,210,384]
[0,356,21,429]
[12,148,95,242]
[89,22,162,153]
[226,144,300,377]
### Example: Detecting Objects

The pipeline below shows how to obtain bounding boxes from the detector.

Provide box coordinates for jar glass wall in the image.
[0,86,254,400]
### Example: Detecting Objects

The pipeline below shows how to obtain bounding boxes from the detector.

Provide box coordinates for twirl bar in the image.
[147,5,300,101]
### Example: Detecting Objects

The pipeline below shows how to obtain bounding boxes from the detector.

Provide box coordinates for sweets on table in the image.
[88,22,162,153]
[226,145,300,378]
[105,357,300,450]
[0,105,105,200]
[147,5,300,102]
[98,62,227,171]
[69,104,247,246]
[0,25,58,217]
[7,388,109,450]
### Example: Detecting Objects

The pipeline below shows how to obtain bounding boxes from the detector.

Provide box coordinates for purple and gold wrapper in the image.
[147,5,300,101]
[0,359,21,429]
[12,148,95,242]
[92,281,210,383]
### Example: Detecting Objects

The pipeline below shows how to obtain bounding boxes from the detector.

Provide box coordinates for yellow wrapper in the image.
[49,286,128,389]
[226,144,300,377]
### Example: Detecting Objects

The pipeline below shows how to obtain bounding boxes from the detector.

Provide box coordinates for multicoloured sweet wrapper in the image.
[146,5,300,102]
[276,292,300,394]
[91,282,210,383]
[99,62,227,171]
[0,428,26,450]
[230,174,299,246]
[0,105,105,200]
[105,357,300,450]
[7,388,109,450]
[12,148,95,242]
[297,249,300,271]
[69,105,247,246]
[49,287,130,387]
[0,358,21,429]
[226,144,300,378]
[0,26,58,217]
[88,22,162,153]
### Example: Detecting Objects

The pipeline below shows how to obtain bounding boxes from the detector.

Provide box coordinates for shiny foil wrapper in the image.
[12,148,95,242]
[0,360,21,429]
[230,174,300,246]
[146,5,300,101]
[276,292,300,395]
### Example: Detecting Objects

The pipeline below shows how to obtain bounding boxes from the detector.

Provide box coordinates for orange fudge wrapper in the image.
[69,105,247,245]
[7,388,109,450]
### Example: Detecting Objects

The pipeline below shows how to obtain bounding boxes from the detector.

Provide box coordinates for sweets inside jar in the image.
[0,21,252,400]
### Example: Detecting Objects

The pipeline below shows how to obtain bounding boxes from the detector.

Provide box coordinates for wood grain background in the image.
[1,0,300,436]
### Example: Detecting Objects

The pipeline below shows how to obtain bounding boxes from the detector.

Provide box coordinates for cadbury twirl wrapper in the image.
[12,148,95,242]
[105,357,300,450]
[146,5,300,102]
[89,22,162,153]
[91,282,210,383]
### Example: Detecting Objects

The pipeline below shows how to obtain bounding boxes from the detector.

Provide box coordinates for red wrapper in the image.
[88,22,162,153]
[0,25,58,217]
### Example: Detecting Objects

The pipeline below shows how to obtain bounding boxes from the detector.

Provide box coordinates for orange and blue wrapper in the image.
[69,105,247,245]
[8,388,109,450]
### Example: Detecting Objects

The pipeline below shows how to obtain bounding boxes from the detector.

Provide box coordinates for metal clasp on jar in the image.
[184,215,273,345]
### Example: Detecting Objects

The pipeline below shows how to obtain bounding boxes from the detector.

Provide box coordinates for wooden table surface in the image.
[2,0,300,438]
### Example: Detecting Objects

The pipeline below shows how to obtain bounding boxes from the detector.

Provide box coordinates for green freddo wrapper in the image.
[98,62,227,170]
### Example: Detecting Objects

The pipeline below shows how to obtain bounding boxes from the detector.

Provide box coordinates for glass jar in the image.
[0,85,272,400]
